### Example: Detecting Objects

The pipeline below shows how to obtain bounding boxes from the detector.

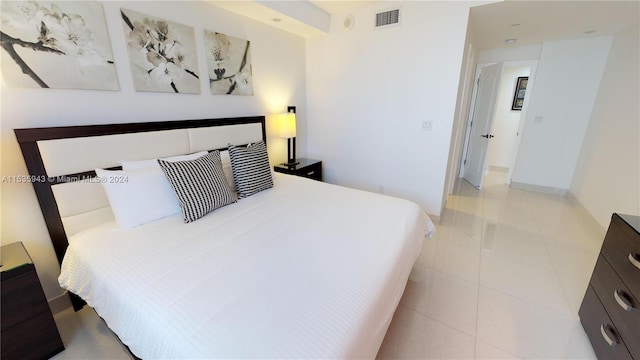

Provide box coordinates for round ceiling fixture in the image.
[344,14,355,30]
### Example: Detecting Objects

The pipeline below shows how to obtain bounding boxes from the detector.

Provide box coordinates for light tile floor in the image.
[377,170,602,359]
[52,170,602,359]
[52,306,131,359]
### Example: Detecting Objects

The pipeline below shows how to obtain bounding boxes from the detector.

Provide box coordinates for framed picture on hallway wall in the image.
[511,76,528,110]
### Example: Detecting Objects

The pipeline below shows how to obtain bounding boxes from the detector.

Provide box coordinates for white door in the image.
[463,62,503,189]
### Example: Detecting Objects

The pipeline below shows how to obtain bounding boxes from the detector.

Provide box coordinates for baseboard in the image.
[48,291,72,314]
[488,166,509,173]
[566,191,607,239]
[510,181,568,196]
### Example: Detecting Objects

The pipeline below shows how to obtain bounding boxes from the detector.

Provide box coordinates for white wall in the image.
[511,37,612,190]
[305,1,475,216]
[477,44,541,64]
[0,1,307,301]
[486,65,530,169]
[571,23,640,229]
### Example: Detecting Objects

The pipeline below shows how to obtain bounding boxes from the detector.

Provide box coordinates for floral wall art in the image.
[0,1,119,90]
[121,8,200,94]
[204,30,253,95]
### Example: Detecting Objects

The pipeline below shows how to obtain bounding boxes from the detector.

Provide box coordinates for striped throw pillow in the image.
[158,151,237,223]
[228,141,273,198]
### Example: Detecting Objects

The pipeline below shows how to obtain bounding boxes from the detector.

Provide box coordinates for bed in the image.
[15,116,435,359]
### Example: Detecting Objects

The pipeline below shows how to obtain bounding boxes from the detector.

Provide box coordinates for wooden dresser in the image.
[579,213,640,359]
[1,242,65,360]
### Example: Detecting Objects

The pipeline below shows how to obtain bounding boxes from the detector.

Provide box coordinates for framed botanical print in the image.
[204,30,253,95]
[120,8,200,94]
[1,1,119,90]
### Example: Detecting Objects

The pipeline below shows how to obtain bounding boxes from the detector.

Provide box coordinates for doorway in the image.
[460,60,537,189]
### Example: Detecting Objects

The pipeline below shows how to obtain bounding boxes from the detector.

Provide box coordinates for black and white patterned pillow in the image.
[228,141,273,198]
[158,151,237,223]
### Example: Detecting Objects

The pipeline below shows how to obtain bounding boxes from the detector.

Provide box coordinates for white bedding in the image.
[59,173,435,359]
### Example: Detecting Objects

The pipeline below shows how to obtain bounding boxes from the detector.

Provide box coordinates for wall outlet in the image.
[422,120,433,131]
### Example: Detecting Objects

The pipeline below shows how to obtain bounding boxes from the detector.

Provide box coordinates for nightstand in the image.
[1,242,64,360]
[274,158,322,181]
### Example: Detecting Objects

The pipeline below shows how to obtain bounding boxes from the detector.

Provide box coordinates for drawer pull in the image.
[630,253,640,270]
[614,290,634,311]
[600,324,619,347]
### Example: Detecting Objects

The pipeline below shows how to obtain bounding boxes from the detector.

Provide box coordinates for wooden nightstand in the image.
[274,158,322,181]
[1,242,64,360]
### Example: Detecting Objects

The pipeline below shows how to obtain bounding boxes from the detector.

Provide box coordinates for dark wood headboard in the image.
[15,116,266,310]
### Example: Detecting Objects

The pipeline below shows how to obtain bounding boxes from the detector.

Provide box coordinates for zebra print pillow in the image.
[158,151,237,223]
[228,141,273,198]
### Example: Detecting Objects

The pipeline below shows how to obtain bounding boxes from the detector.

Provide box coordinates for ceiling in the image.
[308,0,377,15]
[209,0,329,37]
[470,1,640,50]
[208,1,639,51]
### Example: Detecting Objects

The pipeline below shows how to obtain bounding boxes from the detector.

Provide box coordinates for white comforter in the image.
[59,173,435,359]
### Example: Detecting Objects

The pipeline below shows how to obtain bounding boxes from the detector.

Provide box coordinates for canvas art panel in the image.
[204,30,253,95]
[0,1,119,90]
[121,8,200,94]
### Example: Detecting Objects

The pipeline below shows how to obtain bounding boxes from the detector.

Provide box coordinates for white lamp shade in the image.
[277,113,296,138]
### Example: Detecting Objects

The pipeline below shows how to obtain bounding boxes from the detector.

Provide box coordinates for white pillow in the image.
[121,150,237,193]
[121,151,208,170]
[219,150,237,193]
[95,168,181,229]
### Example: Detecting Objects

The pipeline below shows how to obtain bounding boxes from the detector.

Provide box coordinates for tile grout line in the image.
[473,178,489,359]
[522,189,579,320]
[444,177,483,358]
[475,173,525,359]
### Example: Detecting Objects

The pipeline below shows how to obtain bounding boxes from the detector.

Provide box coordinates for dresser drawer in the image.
[1,266,50,330]
[580,286,633,360]
[590,255,640,358]
[1,310,65,360]
[1,242,64,359]
[601,214,640,300]
[300,163,322,181]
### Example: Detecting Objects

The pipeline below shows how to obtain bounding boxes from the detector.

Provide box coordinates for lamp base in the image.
[283,137,298,167]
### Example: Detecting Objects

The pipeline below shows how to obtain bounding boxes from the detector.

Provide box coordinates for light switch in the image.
[534,116,543,123]
[422,120,433,131]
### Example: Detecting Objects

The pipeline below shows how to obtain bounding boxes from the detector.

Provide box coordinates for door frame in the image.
[459,60,538,185]
[445,43,477,197]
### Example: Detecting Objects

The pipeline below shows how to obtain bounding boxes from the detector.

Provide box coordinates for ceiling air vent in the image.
[375,8,400,28]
